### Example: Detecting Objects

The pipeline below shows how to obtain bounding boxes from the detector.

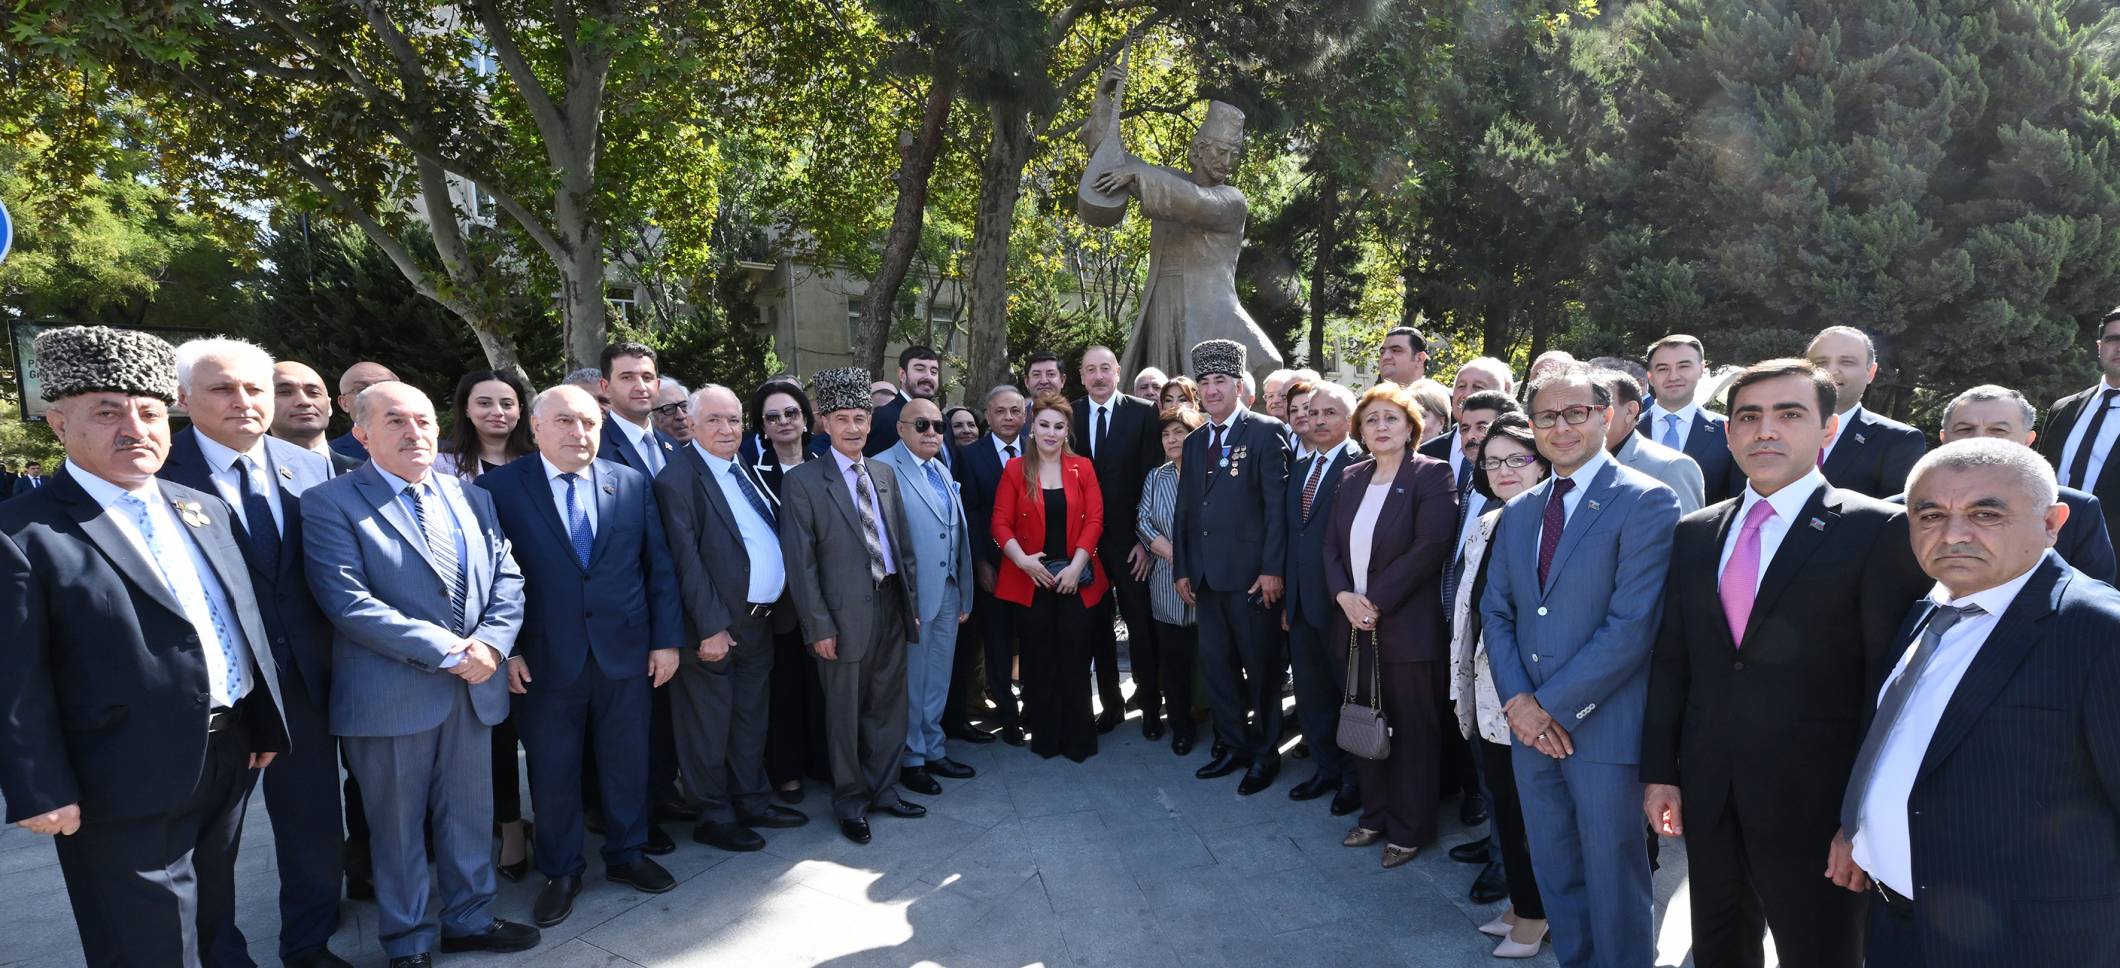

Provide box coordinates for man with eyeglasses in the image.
[2039,304,2120,549]
[1481,362,1679,968]
[651,378,691,446]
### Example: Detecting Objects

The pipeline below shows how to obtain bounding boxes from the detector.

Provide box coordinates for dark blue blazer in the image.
[1820,406,1927,498]
[955,433,1018,567]
[1871,552,2120,967]
[476,456,683,688]
[159,429,339,711]
[328,432,369,463]
[1283,444,1359,630]
[599,418,679,477]
[1888,486,2116,585]
[1173,407,1293,591]
[1637,408,1743,505]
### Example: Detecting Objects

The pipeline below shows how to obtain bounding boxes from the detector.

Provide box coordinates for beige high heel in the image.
[1477,907,1517,938]
[1492,918,1547,959]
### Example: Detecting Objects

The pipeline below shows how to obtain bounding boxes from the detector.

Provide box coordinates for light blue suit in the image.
[1480,454,1677,968]
[877,442,975,768]
[302,461,524,958]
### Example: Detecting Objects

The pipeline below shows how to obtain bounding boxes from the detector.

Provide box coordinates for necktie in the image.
[1659,412,1682,450]
[1095,406,1109,459]
[729,463,778,531]
[121,493,246,701]
[1839,602,1986,836]
[407,483,468,634]
[561,472,594,568]
[850,462,889,584]
[1455,458,1473,494]
[1300,454,1326,520]
[644,437,665,476]
[2066,388,2120,489]
[1537,477,1576,589]
[236,455,281,574]
[1442,496,1489,612]
[1005,443,1019,460]
[1211,424,1227,453]
[1719,498,1777,645]
[923,461,953,514]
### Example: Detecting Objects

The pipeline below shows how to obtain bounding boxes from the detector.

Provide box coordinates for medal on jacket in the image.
[278,465,294,480]
[1218,445,1232,470]
[1230,445,1246,477]
[173,499,209,528]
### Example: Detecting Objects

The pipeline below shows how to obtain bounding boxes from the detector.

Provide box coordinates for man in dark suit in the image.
[655,385,812,853]
[865,346,950,468]
[8,460,47,496]
[1419,357,1515,479]
[328,361,396,463]
[477,384,682,929]
[161,338,351,968]
[1071,345,1164,735]
[303,381,538,966]
[779,367,927,845]
[1,326,290,967]
[1807,326,1928,498]
[1282,381,1362,813]
[955,385,1028,744]
[1642,359,1930,968]
[1174,339,1293,795]
[1639,333,1744,504]
[1841,439,2120,967]
[2038,305,2120,547]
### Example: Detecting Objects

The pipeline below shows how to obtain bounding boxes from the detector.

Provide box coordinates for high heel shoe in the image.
[1477,908,1516,938]
[1492,919,1547,959]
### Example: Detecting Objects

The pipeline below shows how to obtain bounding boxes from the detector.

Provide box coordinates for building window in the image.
[846,295,862,345]
[607,286,641,325]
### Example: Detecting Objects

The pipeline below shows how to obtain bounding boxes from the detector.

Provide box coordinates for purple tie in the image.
[1537,477,1575,589]
[1720,499,1778,646]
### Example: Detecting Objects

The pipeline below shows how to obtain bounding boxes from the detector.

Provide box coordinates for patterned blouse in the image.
[1136,462,1194,627]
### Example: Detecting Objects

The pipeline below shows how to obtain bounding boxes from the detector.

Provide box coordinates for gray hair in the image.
[1292,368,1322,384]
[174,337,275,393]
[1132,366,1168,384]
[1307,380,1357,413]
[1907,437,2058,508]
[1942,384,2036,434]
[982,384,1026,409]
[658,376,689,396]
[1240,371,1257,402]
[562,367,604,390]
[1263,369,1298,388]
[1457,356,1517,394]
[688,383,739,415]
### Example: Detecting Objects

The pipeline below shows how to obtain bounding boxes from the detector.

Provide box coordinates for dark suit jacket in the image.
[1321,455,1457,662]
[1071,393,1162,558]
[1642,486,1929,837]
[599,417,679,477]
[1638,407,1743,505]
[0,471,14,498]
[1284,444,1360,630]
[1173,407,1293,592]
[656,445,798,641]
[328,432,369,463]
[778,453,920,658]
[955,434,1020,568]
[1820,406,1926,497]
[1417,430,1456,465]
[0,470,288,824]
[326,448,363,477]
[1875,552,2120,967]
[159,429,338,711]
[991,453,1109,608]
[478,456,684,688]
[1886,486,2116,585]
[2039,384,2120,544]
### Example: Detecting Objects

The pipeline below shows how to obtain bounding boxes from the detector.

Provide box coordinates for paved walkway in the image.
[1,713,1716,967]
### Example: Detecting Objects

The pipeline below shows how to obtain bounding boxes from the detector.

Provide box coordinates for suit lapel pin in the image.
[602,483,617,494]
[172,499,209,528]
[1810,517,1826,531]
[1587,499,1602,511]
[278,465,294,480]
[1854,433,1868,444]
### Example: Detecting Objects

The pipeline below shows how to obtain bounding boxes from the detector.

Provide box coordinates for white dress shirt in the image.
[1349,482,1392,596]
[830,448,897,575]
[1535,448,1612,548]
[1820,404,1867,464]
[1850,562,2041,897]
[541,456,600,535]
[612,415,665,475]
[1716,470,1825,577]
[695,443,787,603]
[2058,379,2120,491]
[991,433,1022,464]
[1647,401,1702,449]
[194,433,286,536]
[67,462,255,705]
[1085,394,1116,460]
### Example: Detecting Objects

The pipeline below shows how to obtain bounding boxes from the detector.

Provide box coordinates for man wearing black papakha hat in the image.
[0,325,290,966]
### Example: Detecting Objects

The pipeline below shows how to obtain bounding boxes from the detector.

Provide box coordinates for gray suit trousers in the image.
[819,579,911,820]
[671,612,776,824]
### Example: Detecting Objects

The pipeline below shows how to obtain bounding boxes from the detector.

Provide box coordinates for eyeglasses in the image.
[903,418,943,434]
[651,401,689,418]
[1529,404,1609,429]
[762,407,804,424]
[1479,454,1539,471]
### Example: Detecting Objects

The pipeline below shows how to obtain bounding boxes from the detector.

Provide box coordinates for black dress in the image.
[1016,487,1097,762]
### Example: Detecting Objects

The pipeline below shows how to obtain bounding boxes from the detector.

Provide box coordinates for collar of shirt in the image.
[194,432,270,477]
[1087,392,1117,415]
[1649,400,1700,428]
[65,461,163,509]
[1308,439,1352,468]
[692,443,735,476]
[1836,403,1867,428]
[1210,404,1249,434]
[991,433,1021,459]
[831,447,865,478]
[541,455,593,486]
[372,463,431,497]
[1925,558,2043,614]
[612,414,653,450]
[1737,468,1826,525]
[1444,428,1464,473]
[1555,448,1613,488]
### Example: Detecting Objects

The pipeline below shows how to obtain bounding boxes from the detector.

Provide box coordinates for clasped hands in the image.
[507,644,678,694]
[1502,693,1573,759]
[1012,549,1085,595]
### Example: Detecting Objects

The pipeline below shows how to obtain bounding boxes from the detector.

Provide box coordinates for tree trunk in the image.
[1307,175,1338,370]
[554,177,607,372]
[856,75,955,376]
[1481,298,1511,363]
[966,103,1034,394]
[467,314,528,381]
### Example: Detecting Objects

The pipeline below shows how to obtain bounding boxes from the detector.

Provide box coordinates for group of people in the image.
[6,311,2120,968]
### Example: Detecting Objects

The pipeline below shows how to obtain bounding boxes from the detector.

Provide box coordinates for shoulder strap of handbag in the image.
[1343,624,1383,712]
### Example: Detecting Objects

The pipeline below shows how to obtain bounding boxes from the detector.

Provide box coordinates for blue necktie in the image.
[923,461,952,513]
[728,463,778,531]
[1659,412,1682,450]
[236,455,281,574]
[562,472,593,568]
[121,493,246,701]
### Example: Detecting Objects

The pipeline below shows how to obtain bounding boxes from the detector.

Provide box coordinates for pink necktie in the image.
[1720,499,1778,646]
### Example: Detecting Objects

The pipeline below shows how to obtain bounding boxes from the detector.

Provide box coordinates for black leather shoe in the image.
[387,956,431,968]
[840,818,871,844]
[1470,860,1509,904]
[284,949,355,968]
[738,805,809,829]
[1290,740,1311,760]
[1237,757,1280,796]
[1288,774,1335,802]
[1211,740,1228,759]
[533,875,582,927]
[497,856,530,883]
[1095,710,1122,734]
[1195,752,1247,780]
[439,918,541,953]
[944,721,997,744]
[1449,836,1493,864]
[778,784,805,805]
[643,823,676,855]
[880,800,927,819]
[1330,784,1361,816]
[1171,733,1194,756]
[1142,718,1166,741]
[1460,792,1490,827]
[900,767,943,795]
[606,857,676,894]
[653,799,699,824]
[344,842,375,900]
[927,757,976,780]
[999,726,1026,747]
[692,820,765,852]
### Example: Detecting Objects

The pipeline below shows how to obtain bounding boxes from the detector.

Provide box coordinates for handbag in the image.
[1041,555,1095,585]
[1337,623,1392,760]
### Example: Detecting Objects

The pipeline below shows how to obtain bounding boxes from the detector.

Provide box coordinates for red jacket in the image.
[991,453,1109,608]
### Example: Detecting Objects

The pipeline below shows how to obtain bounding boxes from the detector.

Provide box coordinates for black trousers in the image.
[974,583,1020,726]
[1351,658,1440,849]
[942,587,985,729]
[1684,792,1867,968]
[57,724,253,967]
[518,662,651,877]
[490,715,523,824]
[1088,542,1153,717]
[1479,739,1545,919]
[1151,621,1198,741]
[671,615,776,824]
[1195,585,1286,760]
[1018,594,1097,762]
[211,680,343,963]
[765,625,831,787]
[1864,893,1920,967]
[1436,662,1479,801]
[1287,615,1348,785]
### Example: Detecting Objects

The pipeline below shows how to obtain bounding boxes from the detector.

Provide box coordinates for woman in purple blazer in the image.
[1322,381,1459,867]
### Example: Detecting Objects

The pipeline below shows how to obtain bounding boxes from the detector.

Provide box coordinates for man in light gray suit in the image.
[303,381,537,968]
[1480,363,1680,968]
[778,367,925,845]
[1599,368,1705,515]
[875,397,977,796]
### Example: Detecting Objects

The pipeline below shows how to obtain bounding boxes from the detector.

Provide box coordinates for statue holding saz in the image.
[1079,57,1285,380]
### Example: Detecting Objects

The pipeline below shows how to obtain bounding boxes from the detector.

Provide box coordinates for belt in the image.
[206,706,240,733]
[1875,881,1915,909]
[745,602,774,619]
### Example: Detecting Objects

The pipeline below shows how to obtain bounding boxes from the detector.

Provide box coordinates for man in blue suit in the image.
[477,384,682,928]
[326,361,395,463]
[161,338,350,968]
[1281,381,1361,814]
[303,381,537,967]
[1639,333,1743,504]
[1482,362,1680,968]
[877,397,978,795]
[1842,439,2120,967]
[955,385,1029,744]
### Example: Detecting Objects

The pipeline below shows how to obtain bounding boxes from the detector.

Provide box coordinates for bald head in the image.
[688,384,745,460]
[530,383,603,471]
[338,361,399,413]
[899,397,944,460]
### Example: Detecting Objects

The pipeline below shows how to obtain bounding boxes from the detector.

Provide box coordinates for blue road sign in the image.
[0,197,11,266]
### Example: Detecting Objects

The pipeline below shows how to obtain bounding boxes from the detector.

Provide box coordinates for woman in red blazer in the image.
[992,392,1109,762]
